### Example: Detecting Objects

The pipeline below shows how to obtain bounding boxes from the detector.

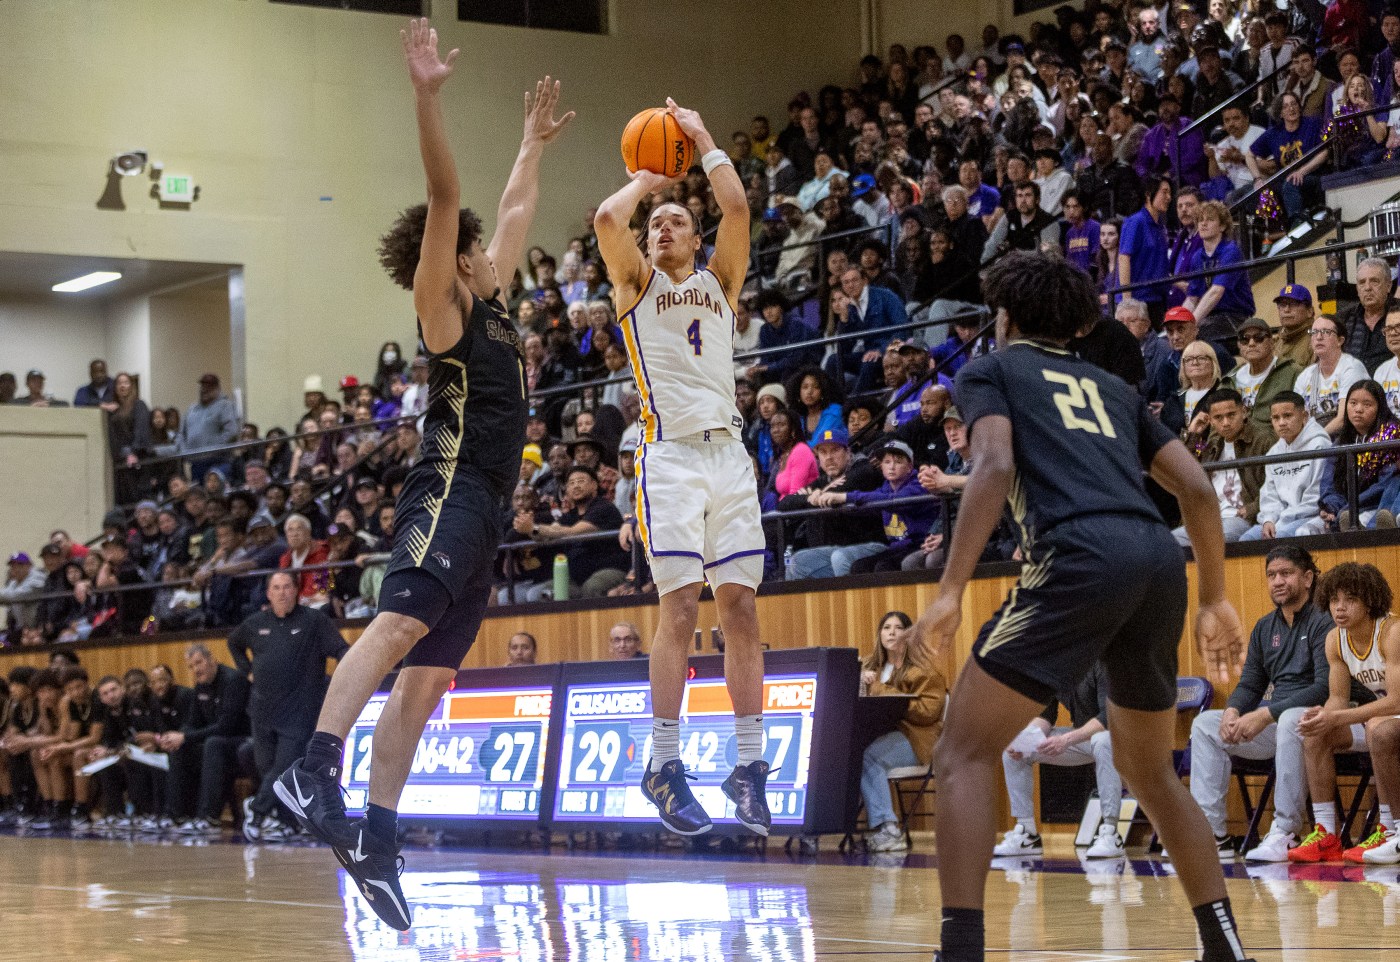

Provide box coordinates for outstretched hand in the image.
[524,76,575,145]
[628,166,682,195]
[664,97,709,144]
[401,18,458,93]
[1195,598,1246,688]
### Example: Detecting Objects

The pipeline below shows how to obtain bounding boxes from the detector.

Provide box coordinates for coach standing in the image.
[229,571,347,841]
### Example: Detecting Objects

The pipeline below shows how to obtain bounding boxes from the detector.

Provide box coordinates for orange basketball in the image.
[621,107,695,177]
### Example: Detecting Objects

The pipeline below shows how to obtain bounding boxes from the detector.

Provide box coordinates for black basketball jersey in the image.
[955,340,1177,551]
[413,293,528,498]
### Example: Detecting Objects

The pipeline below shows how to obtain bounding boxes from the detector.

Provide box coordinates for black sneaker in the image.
[342,821,412,931]
[274,758,354,850]
[640,759,712,836]
[721,760,772,836]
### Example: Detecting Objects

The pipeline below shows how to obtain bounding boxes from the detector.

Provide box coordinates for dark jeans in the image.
[195,735,254,821]
[251,720,312,821]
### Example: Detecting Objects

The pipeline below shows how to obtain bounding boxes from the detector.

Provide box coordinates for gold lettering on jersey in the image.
[1353,668,1387,690]
[654,288,724,316]
[485,314,524,355]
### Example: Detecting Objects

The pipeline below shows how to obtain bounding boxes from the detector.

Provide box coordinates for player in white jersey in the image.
[1293,563,1400,863]
[594,99,771,836]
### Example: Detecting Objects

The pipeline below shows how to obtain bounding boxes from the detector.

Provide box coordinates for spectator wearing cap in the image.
[279,514,330,607]
[1155,308,1235,417]
[1226,317,1300,435]
[613,438,639,520]
[34,543,76,640]
[1118,175,1174,328]
[984,181,1060,262]
[569,434,619,503]
[778,426,886,579]
[92,536,154,637]
[1272,284,1317,370]
[400,356,430,421]
[336,375,360,412]
[178,373,240,483]
[301,375,326,424]
[1339,257,1395,374]
[72,358,115,408]
[2,552,46,632]
[520,443,544,487]
[769,195,823,295]
[851,173,891,228]
[322,523,363,618]
[11,369,67,407]
[518,464,630,600]
[1134,93,1208,187]
[810,439,937,574]
[747,289,819,386]
[129,500,164,580]
[1181,200,1255,350]
[1031,148,1074,215]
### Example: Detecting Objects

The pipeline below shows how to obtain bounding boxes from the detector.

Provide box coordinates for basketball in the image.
[621,107,694,177]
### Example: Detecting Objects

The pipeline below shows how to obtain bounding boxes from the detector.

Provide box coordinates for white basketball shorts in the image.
[633,431,766,596]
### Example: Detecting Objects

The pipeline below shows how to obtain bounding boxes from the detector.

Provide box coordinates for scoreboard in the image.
[340,648,862,834]
[547,647,860,835]
[341,664,559,824]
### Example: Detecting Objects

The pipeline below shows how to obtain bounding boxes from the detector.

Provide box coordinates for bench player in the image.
[593,99,771,836]
[275,19,572,930]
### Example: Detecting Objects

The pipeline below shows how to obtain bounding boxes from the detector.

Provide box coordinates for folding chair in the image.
[1336,752,1376,846]
[1231,757,1276,852]
[881,694,950,849]
[1148,676,1214,850]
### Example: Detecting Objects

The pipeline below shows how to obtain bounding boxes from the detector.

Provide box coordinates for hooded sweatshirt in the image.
[846,472,939,550]
[1256,418,1332,527]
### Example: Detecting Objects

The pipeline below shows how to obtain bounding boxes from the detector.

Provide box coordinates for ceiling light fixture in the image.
[52,271,123,293]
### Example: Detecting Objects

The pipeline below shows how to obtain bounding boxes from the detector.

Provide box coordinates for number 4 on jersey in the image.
[686,319,703,356]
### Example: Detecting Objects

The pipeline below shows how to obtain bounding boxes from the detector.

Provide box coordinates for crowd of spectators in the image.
[7,1,1400,646]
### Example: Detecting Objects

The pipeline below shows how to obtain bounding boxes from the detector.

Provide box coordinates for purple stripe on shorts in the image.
[703,548,767,570]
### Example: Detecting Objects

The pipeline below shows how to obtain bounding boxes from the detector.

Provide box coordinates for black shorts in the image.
[972,515,1185,714]
[382,474,502,669]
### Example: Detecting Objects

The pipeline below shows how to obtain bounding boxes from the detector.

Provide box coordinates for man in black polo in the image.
[228,571,348,842]
[519,465,629,600]
[162,643,252,835]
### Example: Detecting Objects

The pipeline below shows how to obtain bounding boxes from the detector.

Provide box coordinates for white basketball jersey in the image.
[1340,616,1390,697]
[618,268,743,444]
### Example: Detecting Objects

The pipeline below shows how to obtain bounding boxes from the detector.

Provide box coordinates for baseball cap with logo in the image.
[813,427,850,448]
[851,173,877,198]
[1163,306,1197,325]
[7,552,32,565]
[1274,284,1312,305]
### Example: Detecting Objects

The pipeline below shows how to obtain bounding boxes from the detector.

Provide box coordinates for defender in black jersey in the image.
[911,253,1252,962]
[275,17,572,931]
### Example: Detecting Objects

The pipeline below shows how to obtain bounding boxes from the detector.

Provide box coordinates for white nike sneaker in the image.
[993,823,1043,857]
[1243,829,1297,862]
[1363,829,1400,865]
[1085,822,1126,858]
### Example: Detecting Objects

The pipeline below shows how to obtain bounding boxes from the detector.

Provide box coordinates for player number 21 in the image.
[1043,370,1117,437]
[686,319,703,356]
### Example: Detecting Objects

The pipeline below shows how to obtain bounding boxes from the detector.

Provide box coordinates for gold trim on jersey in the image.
[1343,615,1389,663]
[978,545,1056,657]
[633,441,651,551]
[410,358,468,567]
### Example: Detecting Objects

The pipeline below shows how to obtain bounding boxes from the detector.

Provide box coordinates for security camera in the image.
[112,150,147,177]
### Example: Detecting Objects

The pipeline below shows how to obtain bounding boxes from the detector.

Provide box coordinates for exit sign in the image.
[159,173,195,203]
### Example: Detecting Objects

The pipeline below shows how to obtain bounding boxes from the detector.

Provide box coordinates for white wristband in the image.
[701,149,732,175]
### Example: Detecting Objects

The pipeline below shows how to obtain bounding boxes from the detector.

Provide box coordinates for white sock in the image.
[650,718,680,772]
[1312,802,1337,835]
[1017,817,1038,836]
[1381,804,1393,830]
[735,714,764,766]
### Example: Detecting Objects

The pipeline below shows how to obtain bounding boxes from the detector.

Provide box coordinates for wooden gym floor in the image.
[1,829,1396,961]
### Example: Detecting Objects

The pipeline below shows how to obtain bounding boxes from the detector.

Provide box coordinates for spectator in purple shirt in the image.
[1133,93,1208,186]
[1059,189,1101,279]
[1182,201,1255,353]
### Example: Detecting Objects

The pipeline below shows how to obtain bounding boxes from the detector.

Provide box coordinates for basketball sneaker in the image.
[641,759,712,836]
[1085,822,1126,858]
[1243,828,1297,862]
[993,824,1043,857]
[241,797,262,843]
[866,821,908,853]
[721,760,772,836]
[274,757,355,850]
[1288,825,1344,863]
[342,821,412,931]
[1343,826,1392,863]
[1362,828,1400,865]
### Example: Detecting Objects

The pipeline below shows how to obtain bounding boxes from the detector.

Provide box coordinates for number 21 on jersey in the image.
[1043,370,1117,437]
[686,319,703,356]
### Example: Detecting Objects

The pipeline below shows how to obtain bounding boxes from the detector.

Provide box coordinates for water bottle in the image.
[783,545,795,580]
[553,553,570,601]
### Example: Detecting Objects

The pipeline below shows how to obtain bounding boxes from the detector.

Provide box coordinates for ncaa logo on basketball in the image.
[673,139,685,174]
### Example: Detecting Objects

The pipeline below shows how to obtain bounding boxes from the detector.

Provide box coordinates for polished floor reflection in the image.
[1,831,1396,961]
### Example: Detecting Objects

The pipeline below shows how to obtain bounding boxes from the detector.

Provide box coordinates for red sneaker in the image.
[1288,825,1344,863]
[1344,827,1394,863]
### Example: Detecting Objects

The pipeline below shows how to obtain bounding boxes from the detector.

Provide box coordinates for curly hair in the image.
[1317,562,1393,619]
[981,249,1099,341]
[377,203,483,291]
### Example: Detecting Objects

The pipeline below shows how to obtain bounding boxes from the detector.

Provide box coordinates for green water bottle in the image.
[553,553,570,601]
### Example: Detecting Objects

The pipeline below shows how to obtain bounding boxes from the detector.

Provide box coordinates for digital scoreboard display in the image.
[551,671,821,830]
[341,665,558,823]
